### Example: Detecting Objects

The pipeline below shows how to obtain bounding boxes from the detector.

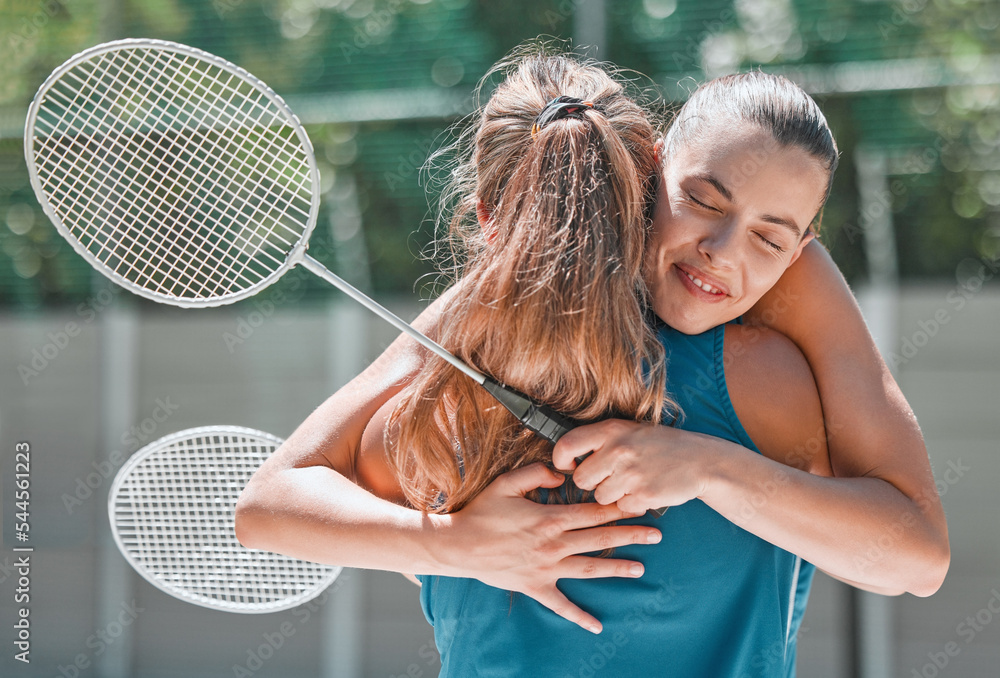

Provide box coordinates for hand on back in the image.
[437,462,661,634]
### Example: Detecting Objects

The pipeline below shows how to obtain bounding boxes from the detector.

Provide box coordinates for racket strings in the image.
[47,48,311,265]
[30,45,315,303]
[36,50,247,295]
[34,113,273,302]
[112,431,337,611]
[51,55,261,299]
[41,50,307,297]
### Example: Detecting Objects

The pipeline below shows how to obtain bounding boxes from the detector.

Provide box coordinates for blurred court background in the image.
[0,0,997,676]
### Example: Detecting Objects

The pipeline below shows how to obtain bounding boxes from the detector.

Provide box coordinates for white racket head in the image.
[108,425,341,614]
[24,39,320,307]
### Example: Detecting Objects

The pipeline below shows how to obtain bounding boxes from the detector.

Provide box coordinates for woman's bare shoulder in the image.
[723,323,832,476]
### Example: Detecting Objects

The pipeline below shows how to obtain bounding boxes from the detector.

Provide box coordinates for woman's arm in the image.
[551,241,949,596]
[234,288,663,634]
[747,239,950,592]
[552,418,947,595]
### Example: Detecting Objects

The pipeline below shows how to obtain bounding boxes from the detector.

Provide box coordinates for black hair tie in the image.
[531,96,596,138]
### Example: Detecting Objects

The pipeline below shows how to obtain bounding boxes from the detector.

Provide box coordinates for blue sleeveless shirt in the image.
[417,322,814,677]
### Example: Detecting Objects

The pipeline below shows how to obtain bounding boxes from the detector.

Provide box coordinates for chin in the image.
[653,307,718,335]
[674,318,718,335]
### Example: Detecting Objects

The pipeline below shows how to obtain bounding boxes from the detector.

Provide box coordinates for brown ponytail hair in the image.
[387,48,672,513]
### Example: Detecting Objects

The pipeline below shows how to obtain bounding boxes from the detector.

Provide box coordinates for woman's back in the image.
[415,320,825,677]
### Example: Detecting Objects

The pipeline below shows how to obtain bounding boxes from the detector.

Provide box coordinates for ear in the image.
[653,138,665,166]
[787,232,815,268]
[477,200,496,244]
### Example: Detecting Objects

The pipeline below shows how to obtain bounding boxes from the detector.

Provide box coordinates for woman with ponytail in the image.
[239,49,684,629]
[383,55,672,515]
[237,47,947,677]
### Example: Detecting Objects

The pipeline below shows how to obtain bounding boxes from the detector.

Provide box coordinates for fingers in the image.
[572,449,625,494]
[589,474,631,506]
[496,462,565,497]
[529,586,604,634]
[552,420,620,471]
[560,524,661,556]
[560,554,649,580]
[548,499,643,532]
[530,554,652,633]
[617,494,654,516]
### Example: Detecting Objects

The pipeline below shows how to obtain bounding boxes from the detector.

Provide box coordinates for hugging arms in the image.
[234,56,948,639]
[234,242,947,629]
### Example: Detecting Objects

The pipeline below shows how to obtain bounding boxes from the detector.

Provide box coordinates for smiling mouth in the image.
[681,269,725,295]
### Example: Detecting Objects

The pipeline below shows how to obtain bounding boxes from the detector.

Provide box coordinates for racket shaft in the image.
[298,254,578,445]
[299,254,485,383]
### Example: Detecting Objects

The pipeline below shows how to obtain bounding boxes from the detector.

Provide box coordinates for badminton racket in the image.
[108,425,341,613]
[24,38,573,444]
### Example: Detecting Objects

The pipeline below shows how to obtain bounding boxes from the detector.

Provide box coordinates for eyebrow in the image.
[691,173,803,238]
[759,213,803,239]
[692,173,732,201]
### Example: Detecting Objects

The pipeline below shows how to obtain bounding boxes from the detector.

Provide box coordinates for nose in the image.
[697,219,740,269]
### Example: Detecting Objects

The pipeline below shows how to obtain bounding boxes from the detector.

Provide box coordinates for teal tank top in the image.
[417,321,814,677]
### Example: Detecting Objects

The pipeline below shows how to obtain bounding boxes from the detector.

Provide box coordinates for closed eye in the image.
[755,232,785,252]
[686,192,719,212]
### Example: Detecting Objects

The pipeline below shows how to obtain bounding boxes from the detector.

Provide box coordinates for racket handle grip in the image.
[480,377,668,518]
[481,377,576,444]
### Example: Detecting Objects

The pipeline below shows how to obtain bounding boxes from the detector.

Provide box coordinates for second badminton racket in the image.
[108,425,341,613]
